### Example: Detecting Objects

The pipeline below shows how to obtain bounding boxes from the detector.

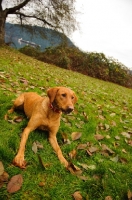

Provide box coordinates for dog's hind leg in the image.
[8,93,25,114]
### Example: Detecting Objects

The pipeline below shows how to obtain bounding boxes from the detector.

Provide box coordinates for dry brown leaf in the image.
[98,115,105,120]
[122,149,127,154]
[39,182,45,187]
[121,132,130,138]
[32,142,38,154]
[77,175,89,181]
[0,171,9,188]
[13,116,23,123]
[0,171,9,182]
[69,149,77,159]
[102,144,115,155]
[88,146,98,153]
[7,174,23,193]
[119,157,128,164]
[77,143,87,150]
[128,190,132,200]
[110,113,116,117]
[36,141,44,149]
[67,163,82,175]
[105,196,113,200]
[0,161,4,176]
[86,150,92,156]
[71,132,82,141]
[115,136,120,140]
[61,133,71,144]
[4,114,8,121]
[128,140,132,146]
[95,134,104,140]
[72,191,83,200]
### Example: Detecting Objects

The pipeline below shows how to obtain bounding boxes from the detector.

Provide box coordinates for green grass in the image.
[0,46,132,200]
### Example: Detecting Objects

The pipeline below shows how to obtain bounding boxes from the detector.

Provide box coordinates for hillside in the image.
[0,47,132,200]
[5,22,74,50]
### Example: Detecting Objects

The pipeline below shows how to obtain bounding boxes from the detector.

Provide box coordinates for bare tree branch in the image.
[14,11,56,28]
[6,0,31,15]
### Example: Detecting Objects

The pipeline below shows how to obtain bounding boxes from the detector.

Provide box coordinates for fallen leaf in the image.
[88,146,98,153]
[0,161,4,176]
[36,141,44,149]
[128,140,132,146]
[115,136,120,140]
[69,149,77,159]
[83,112,89,120]
[4,114,8,120]
[77,162,96,170]
[105,196,113,200]
[61,133,71,144]
[119,157,128,164]
[72,191,83,200]
[102,144,115,155]
[93,174,101,180]
[87,164,96,170]
[8,119,16,124]
[110,155,119,163]
[128,190,132,200]
[78,163,89,170]
[122,149,127,154]
[110,113,116,117]
[109,168,115,174]
[111,120,117,126]
[105,124,110,130]
[77,143,87,150]
[7,174,23,193]
[86,150,92,156]
[13,116,23,123]
[67,163,82,175]
[95,134,104,140]
[32,142,38,154]
[0,171,9,181]
[71,132,82,141]
[39,182,45,187]
[121,132,130,138]
[0,171,9,188]
[106,135,111,139]
[98,115,105,120]
[77,175,89,181]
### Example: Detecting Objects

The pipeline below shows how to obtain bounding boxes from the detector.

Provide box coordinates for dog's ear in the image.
[47,87,59,103]
[73,92,78,104]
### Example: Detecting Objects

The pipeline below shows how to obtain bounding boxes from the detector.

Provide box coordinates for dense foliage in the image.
[19,45,132,88]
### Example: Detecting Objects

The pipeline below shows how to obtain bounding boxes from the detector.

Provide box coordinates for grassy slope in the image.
[0,47,132,200]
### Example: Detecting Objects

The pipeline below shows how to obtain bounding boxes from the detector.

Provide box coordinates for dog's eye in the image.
[61,93,66,97]
[71,96,74,99]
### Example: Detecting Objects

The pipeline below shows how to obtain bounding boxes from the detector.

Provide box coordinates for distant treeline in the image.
[19,45,132,88]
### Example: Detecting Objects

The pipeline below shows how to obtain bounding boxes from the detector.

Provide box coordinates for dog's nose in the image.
[67,106,74,113]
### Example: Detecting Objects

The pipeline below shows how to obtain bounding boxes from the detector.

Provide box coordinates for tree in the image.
[0,0,77,46]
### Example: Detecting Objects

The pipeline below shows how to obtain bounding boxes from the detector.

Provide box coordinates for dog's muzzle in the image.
[61,106,74,114]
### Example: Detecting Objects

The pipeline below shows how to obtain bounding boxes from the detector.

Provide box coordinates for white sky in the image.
[70,0,132,70]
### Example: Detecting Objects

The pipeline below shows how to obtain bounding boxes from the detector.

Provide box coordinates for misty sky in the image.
[70,0,132,70]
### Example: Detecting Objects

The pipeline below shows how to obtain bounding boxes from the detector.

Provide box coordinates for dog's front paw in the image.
[13,155,27,169]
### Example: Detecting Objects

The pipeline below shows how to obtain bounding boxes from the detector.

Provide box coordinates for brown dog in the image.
[8,87,77,169]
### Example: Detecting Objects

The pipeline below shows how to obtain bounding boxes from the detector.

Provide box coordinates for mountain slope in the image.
[5,22,74,50]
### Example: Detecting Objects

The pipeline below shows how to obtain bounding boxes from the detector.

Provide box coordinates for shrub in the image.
[19,45,132,88]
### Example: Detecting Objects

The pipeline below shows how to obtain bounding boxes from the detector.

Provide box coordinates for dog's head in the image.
[47,87,77,114]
